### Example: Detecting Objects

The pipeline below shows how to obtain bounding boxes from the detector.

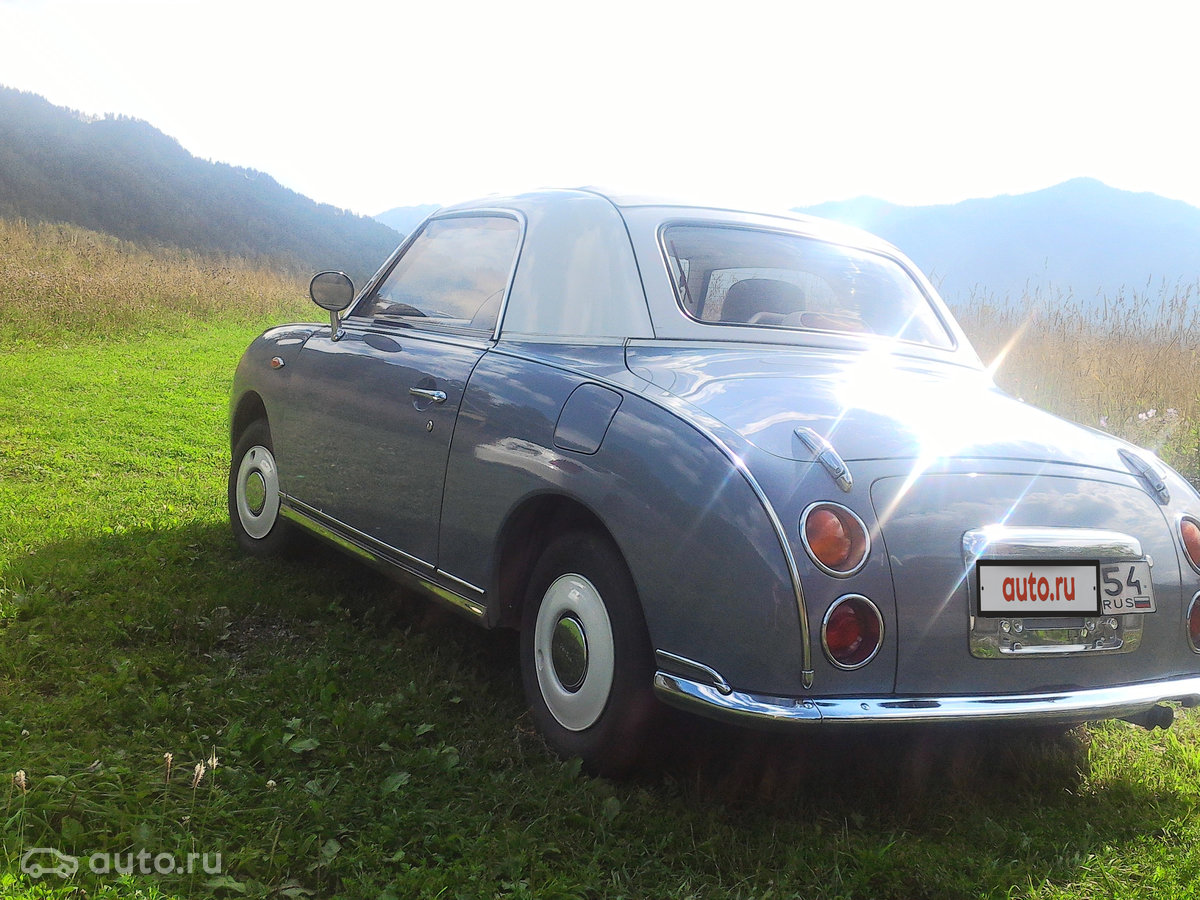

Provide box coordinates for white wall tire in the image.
[234,444,281,540]
[520,530,658,776]
[532,573,616,732]
[228,419,293,556]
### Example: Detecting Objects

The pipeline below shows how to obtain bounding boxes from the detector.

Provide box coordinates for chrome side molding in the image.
[279,496,486,620]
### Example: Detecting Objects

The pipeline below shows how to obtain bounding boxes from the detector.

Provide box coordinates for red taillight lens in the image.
[1182,519,1200,571]
[822,595,883,669]
[1188,594,1200,651]
[802,503,869,575]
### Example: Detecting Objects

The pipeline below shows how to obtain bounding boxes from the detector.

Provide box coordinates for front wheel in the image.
[520,531,658,776]
[228,419,293,556]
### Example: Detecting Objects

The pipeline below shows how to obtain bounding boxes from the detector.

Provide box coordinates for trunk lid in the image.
[626,344,1123,472]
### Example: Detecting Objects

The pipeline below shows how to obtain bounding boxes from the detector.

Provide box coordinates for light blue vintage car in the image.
[230,188,1200,774]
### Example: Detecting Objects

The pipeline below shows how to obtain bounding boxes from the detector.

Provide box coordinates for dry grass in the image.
[0,218,310,343]
[954,282,1200,483]
[2,214,1197,482]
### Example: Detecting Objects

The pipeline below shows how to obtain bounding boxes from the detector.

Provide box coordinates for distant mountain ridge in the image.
[0,86,400,285]
[6,85,1189,303]
[375,204,440,236]
[798,179,1200,303]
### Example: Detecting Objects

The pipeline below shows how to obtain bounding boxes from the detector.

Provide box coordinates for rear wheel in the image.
[520,530,657,776]
[228,419,293,556]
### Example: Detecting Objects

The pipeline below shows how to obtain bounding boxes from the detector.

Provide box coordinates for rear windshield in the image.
[661,224,953,349]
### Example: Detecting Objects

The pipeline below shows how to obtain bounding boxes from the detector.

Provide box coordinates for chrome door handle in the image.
[409,387,447,404]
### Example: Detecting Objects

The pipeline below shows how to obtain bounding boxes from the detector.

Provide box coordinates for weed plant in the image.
[955,281,1200,484]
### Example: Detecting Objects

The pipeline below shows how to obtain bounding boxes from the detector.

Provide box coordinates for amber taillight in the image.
[1182,518,1200,572]
[801,503,869,576]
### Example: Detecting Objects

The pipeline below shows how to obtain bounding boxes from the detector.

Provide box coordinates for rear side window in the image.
[662,224,953,349]
[355,215,521,332]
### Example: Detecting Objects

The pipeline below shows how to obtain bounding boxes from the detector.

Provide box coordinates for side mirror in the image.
[309,271,355,341]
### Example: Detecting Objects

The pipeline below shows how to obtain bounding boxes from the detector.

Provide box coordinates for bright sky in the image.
[2,0,1199,217]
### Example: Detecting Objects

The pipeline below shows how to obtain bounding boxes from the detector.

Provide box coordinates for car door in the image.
[275,212,522,570]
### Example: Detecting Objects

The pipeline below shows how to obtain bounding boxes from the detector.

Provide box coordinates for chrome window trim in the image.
[799,501,871,577]
[653,219,959,352]
[820,594,884,670]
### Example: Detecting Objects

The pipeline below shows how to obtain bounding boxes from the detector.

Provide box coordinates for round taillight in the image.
[1188,593,1200,652]
[802,502,870,576]
[821,594,883,669]
[1182,518,1200,572]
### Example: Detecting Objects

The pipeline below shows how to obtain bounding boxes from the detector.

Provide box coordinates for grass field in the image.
[3,223,1200,898]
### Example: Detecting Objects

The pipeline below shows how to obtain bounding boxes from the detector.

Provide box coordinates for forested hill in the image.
[0,86,400,284]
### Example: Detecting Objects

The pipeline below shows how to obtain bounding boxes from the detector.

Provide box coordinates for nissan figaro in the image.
[230,188,1200,774]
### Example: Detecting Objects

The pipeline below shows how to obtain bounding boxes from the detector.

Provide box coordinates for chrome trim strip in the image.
[963,525,1143,563]
[1189,592,1200,654]
[438,570,486,598]
[655,650,732,695]
[284,496,434,571]
[654,672,1200,727]
[279,497,486,619]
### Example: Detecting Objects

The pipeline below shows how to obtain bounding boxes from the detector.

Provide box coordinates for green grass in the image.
[4,268,1200,896]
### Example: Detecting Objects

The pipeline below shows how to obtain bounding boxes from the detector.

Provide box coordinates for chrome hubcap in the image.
[534,574,614,731]
[235,444,280,540]
[244,471,267,515]
[550,614,588,692]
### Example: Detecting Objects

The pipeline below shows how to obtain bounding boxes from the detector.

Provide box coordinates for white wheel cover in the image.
[534,573,615,732]
[235,444,281,540]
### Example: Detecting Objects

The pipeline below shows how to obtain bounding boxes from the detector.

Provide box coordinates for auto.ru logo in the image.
[20,848,79,879]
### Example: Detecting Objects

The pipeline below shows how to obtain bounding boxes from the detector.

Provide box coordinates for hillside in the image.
[800,179,1200,302]
[376,203,440,236]
[0,86,400,285]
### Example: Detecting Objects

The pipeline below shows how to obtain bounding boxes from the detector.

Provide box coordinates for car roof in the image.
[430,188,974,364]
[438,187,901,257]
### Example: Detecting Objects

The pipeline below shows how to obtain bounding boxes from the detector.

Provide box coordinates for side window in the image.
[354,215,520,332]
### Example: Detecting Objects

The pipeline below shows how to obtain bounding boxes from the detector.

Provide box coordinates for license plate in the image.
[977,560,1155,616]
[1098,560,1156,614]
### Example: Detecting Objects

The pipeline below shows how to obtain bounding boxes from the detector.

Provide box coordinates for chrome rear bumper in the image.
[653,671,1200,728]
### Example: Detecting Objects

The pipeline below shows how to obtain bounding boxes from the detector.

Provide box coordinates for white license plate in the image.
[977,560,1155,616]
[1098,560,1156,614]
